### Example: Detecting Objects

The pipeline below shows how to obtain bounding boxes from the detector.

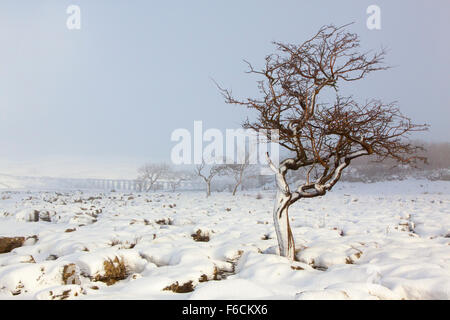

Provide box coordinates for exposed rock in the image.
[38,211,52,222]
[62,264,81,285]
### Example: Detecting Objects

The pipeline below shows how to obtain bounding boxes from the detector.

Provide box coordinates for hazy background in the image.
[0,0,449,179]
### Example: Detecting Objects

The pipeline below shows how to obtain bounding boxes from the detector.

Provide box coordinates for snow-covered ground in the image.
[0,179,449,300]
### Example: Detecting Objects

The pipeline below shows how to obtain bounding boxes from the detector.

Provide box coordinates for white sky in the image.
[0,0,449,179]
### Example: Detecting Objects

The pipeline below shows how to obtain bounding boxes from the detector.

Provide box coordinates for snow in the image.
[0,179,449,300]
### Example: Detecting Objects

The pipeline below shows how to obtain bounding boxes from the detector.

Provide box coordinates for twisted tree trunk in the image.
[273,189,295,260]
[268,162,297,261]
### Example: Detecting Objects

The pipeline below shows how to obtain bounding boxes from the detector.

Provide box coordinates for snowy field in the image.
[0,179,449,300]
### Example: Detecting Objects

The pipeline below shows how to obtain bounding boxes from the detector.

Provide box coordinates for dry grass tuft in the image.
[94,257,127,286]
[109,239,121,247]
[198,274,208,282]
[51,289,72,300]
[163,280,194,293]
[155,218,173,225]
[0,236,25,254]
[191,229,210,242]
[261,234,271,240]
[291,265,304,270]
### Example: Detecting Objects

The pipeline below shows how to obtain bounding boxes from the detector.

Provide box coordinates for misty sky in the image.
[0,0,449,179]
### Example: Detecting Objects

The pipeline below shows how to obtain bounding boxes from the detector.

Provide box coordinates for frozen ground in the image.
[0,179,449,300]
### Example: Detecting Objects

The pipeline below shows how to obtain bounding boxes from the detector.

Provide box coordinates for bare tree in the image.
[218,162,248,195]
[167,175,184,193]
[218,152,252,195]
[218,24,428,260]
[137,163,169,192]
[194,161,222,197]
[166,169,193,192]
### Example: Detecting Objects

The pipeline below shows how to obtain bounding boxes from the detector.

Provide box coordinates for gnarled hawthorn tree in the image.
[218,24,428,260]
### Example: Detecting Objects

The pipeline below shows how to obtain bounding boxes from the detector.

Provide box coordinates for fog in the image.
[0,0,449,178]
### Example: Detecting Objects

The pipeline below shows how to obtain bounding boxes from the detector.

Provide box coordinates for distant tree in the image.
[166,169,193,192]
[194,160,222,197]
[137,163,169,192]
[218,162,249,196]
[218,152,252,195]
[218,24,428,260]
